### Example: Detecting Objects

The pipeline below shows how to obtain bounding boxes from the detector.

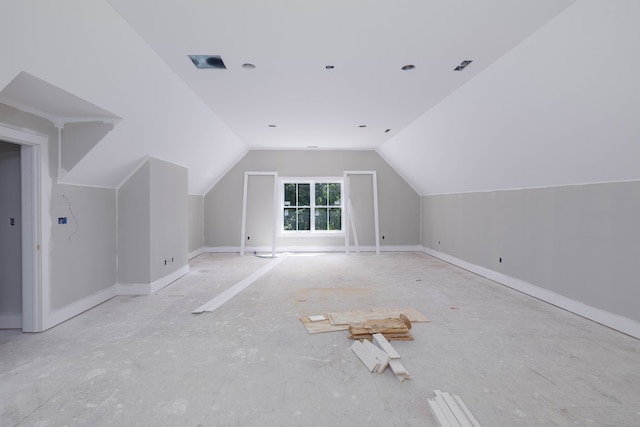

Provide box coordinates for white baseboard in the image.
[421,246,640,340]
[117,265,190,295]
[0,314,22,329]
[203,245,421,254]
[189,247,204,259]
[46,285,117,330]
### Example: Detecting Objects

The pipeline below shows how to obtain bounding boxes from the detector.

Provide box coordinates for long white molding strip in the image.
[350,340,380,373]
[388,359,411,382]
[422,246,640,340]
[372,333,401,359]
[429,390,481,427]
[361,339,390,373]
[192,253,289,314]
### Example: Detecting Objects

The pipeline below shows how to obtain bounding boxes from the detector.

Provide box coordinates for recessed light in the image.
[401,64,416,71]
[454,60,473,71]
[188,55,227,69]
[242,63,256,70]
[325,65,335,69]
[359,125,367,128]
[307,145,319,149]
[384,129,391,133]
[268,124,277,128]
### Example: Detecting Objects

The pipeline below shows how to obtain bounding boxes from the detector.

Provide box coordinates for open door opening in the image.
[0,125,47,332]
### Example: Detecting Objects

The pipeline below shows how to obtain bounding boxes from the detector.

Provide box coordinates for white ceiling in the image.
[12,1,638,196]
[105,0,576,150]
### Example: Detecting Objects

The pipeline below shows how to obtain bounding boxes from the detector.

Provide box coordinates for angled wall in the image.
[403,1,640,338]
[118,157,188,293]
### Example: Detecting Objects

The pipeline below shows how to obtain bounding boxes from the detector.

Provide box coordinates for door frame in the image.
[0,124,49,332]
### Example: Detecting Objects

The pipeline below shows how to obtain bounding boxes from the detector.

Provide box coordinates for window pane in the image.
[283,208,297,230]
[298,184,310,206]
[315,207,328,230]
[284,183,296,206]
[328,183,341,206]
[298,208,310,230]
[328,208,341,230]
[315,183,327,206]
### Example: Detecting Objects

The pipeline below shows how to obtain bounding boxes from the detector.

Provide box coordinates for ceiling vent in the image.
[454,60,473,71]
[188,55,227,69]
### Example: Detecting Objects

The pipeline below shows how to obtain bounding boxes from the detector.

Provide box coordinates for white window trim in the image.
[279,177,345,235]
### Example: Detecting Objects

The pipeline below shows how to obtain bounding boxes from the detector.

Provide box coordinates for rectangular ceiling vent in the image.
[188,55,227,69]
[454,60,473,71]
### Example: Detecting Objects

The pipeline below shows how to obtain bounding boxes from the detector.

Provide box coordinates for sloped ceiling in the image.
[12,1,638,196]
[105,0,576,151]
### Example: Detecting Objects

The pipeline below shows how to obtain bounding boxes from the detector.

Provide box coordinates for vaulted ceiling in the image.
[105,0,575,150]
[2,1,638,195]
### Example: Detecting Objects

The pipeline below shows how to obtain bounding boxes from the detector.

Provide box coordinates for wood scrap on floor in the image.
[299,307,428,335]
[348,314,413,341]
[428,390,481,427]
[328,307,429,325]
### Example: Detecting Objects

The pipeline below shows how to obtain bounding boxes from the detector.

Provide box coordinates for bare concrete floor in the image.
[2,252,640,426]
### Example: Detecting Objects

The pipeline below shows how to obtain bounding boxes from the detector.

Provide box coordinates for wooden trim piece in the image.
[372,333,401,359]
[434,391,462,427]
[361,338,390,373]
[388,359,411,382]
[350,340,379,373]
[428,399,452,427]
[441,392,473,427]
[192,253,288,313]
[453,395,482,427]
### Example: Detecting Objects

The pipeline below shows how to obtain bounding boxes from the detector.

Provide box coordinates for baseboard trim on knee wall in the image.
[421,246,640,340]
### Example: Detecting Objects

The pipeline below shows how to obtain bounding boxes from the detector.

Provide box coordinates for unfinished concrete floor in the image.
[2,252,640,426]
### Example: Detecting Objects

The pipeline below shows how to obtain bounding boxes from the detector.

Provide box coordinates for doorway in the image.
[0,124,47,332]
[0,141,22,329]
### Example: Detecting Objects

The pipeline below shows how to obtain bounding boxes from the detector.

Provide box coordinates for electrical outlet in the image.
[10,218,15,226]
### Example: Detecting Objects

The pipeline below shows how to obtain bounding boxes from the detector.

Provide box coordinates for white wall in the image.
[404,0,640,338]
[0,1,246,194]
[379,0,640,196]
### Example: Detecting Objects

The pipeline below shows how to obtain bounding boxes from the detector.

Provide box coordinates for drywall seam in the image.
[421,246,640,340]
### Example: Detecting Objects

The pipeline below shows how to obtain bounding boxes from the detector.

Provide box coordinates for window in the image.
[282,180,343,233]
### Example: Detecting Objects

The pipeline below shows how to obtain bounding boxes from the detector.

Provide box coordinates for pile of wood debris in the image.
[299,307,429,341]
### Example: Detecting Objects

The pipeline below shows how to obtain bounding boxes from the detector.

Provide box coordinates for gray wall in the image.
[0,141,22,323]
[118,157,188,285]
[421,181,640,324]
[1,103,117,317]
[118,162,151,284]
[149,157,188,282]
[188,194,203,254]
[204,150,420,249]
[50,185,117,310]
